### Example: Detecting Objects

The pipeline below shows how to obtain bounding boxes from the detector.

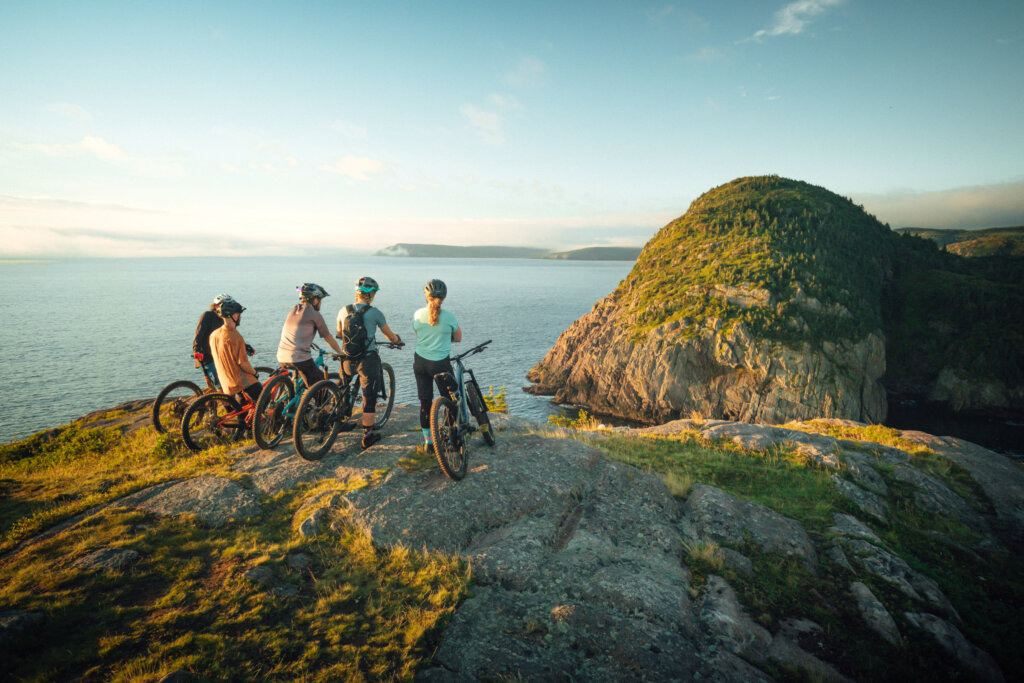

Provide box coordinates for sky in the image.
[1,0,1023,258]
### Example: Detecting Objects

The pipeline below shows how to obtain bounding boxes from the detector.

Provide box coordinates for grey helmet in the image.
[297,283,329,301]
[212,293,234,306]
[356,276,379,293]
[424,279,447,299]
[218,299,245,318]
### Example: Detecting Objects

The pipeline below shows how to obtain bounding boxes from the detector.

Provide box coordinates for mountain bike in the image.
[152,352,275,433]
[180,356,297,451]
[292,340,402,461]
[430,340,495,480]
[251,345,338,450]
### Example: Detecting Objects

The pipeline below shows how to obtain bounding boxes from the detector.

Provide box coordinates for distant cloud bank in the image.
[853,180,1024,229]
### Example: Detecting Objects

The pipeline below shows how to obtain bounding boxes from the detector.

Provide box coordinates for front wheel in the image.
[181,393,243,452]
[431,396,467,480]
[293,380,342,461]
[253,374,294,450]
[373,362,396,429]
[465,380,495,447]
[152,380,202,433]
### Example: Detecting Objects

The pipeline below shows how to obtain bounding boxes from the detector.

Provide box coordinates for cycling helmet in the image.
[218,300,246,318]
[212,293,234,305]
[424,279,447,299]
[297,283,329,301]
[356,276,379,293]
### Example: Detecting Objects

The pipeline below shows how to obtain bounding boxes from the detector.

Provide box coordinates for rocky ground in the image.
[3,403,1022,682]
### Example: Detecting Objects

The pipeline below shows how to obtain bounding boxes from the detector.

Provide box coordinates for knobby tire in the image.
[293,379,342,461]
[181,393,243,452]
[430,396,467,480]
[253,374,294,450]
[465,379,496,447]
[152,380,202,434]
[374,362,396,429]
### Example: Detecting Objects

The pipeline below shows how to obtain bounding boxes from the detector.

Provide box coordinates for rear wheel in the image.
[181,393,243,452]
[373,362,396,429]
[152,380,202,433]
[294,380,342,461]
[253,374,294,450]
[337,378,360,433]
[430,397,467,480]
[465,380,495,447]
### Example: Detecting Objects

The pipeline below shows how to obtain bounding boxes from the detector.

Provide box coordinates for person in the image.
[209,299,262,406]
[337,276,404,449]
[192,294,232,389]
[412,279,462,449]
[276,283,345,388]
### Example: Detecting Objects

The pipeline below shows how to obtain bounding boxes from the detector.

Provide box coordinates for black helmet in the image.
[424,279,447,299]
[297,283,329,301]
[356,276,379,293]
[218,300,245,318]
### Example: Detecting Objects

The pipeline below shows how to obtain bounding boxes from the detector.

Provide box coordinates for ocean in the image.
[0,256,632,443]
[2,256,1021,456]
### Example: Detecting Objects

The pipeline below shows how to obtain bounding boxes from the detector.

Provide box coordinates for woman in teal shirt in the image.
[412,279,462,448]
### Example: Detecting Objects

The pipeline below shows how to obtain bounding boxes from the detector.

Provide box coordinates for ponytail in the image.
[427,296,442,326]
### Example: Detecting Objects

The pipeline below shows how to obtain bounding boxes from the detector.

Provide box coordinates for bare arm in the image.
[452,325,462,343]
[379,323,403,346]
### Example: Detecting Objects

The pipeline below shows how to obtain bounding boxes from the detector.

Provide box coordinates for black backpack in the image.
[341,304,372,359]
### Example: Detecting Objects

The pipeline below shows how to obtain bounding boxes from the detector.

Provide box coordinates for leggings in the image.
[414,353,453,429]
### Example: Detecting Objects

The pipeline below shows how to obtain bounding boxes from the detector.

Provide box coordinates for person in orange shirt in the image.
[209,299,262,405]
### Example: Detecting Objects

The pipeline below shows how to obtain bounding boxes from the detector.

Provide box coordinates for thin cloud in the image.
[42,102,91,120]
[748,0,843,42]
[506,56,546,88]
[15,135,127,161]
[331,120,368,139]
[320,155,386,181]
[461,104,505,145]
[0,194,162,214]
[852,180,1024,229]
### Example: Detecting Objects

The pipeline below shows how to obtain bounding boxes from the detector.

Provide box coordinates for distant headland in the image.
[376,243,641,260]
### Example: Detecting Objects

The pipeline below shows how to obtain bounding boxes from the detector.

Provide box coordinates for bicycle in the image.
[179,380,271,452]
[152,351,275,433]
[250,344,338,451]
[430,339,495,480]
[292,339,402,461]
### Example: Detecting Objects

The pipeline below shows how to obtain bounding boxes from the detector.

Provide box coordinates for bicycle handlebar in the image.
[451,339,492,362]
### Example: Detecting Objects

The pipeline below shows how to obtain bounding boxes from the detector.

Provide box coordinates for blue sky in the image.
[2,0,1022,257]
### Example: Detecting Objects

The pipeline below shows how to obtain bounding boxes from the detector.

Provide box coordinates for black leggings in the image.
[414,353,453,429]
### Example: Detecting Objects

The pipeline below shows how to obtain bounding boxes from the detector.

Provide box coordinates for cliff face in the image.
[527,176,1024,424]
[527,290,887,424]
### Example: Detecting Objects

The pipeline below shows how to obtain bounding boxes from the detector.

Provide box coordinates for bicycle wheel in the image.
[373,362,396,429]
[181,393,243,452]
[431,396,467,480]
[253,374,295,450]
[293,379,342,461]
[152,380,202,433]
[465,379,495,447]
[336,377,360,433]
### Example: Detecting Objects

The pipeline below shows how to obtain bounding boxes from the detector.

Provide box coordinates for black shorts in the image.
[343,351,380,412]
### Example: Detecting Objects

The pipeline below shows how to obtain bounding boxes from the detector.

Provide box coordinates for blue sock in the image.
[422,428,432,444]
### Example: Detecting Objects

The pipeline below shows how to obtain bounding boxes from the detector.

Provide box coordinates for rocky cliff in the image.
[527,176,1024,424]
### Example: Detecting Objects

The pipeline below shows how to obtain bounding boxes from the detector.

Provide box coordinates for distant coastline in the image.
[376,243,641,261]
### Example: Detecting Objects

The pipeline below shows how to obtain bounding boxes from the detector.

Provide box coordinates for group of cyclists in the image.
[192,276,461,451]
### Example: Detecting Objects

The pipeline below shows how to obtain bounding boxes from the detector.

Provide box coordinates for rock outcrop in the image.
[4,402,1021,681]
[527,176,1024,425]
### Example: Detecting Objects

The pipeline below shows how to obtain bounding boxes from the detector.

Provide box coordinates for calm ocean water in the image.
[0,257,632,443]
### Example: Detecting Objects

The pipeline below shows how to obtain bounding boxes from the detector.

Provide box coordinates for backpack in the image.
[341,304,372,359]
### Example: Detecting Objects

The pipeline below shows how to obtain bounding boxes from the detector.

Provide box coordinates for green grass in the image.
[0,404,471,682]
